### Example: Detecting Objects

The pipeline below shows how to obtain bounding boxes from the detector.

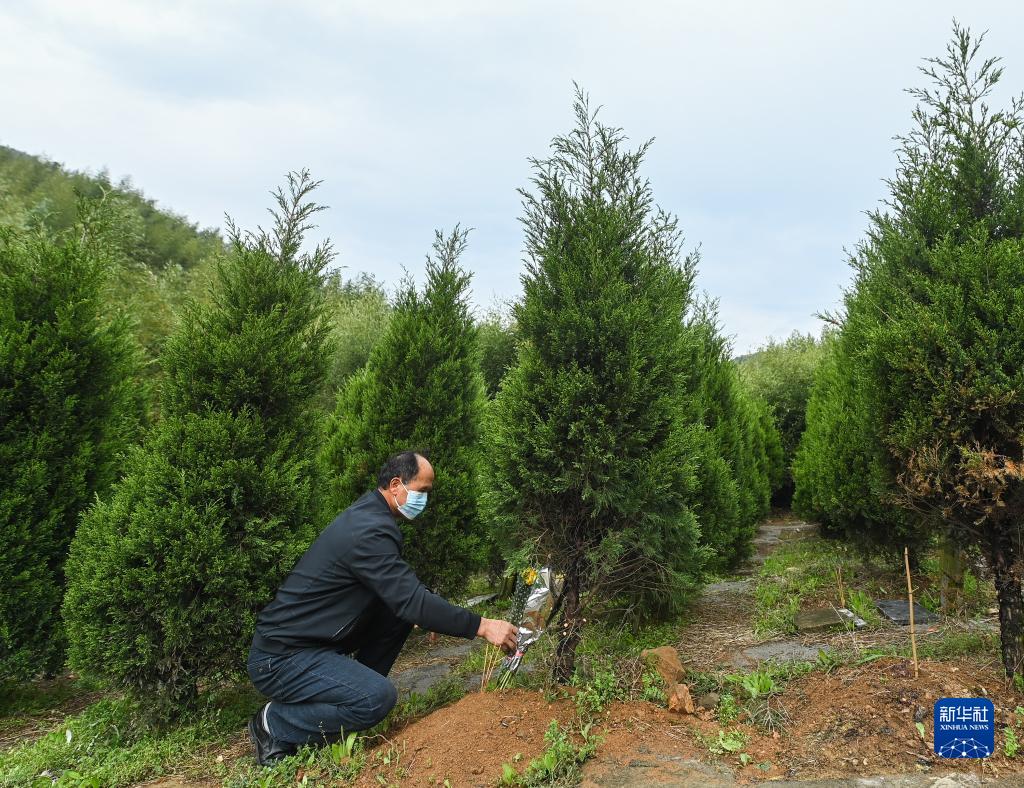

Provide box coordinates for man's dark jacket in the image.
[252,490,480,655]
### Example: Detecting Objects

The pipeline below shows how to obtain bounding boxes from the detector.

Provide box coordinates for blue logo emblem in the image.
[934,698,994,758]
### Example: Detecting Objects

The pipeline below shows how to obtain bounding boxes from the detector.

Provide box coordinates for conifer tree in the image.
[63,172,332,710]
[477,307,518,398]
[792,334,919,559]
[484,90,706,680]
[739,332,825,505]
[684,306,781,570]
[321,227,486,598]
[0,225,142,680]
[796,26,1024,674]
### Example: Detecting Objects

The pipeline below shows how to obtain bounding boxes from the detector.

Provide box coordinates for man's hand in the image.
[477,618,519,653]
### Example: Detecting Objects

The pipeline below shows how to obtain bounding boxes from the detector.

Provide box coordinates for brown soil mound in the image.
[777,656,1023,779]
[583,656,1024,784]
[358,689,574,787]
[356,657,1024,786]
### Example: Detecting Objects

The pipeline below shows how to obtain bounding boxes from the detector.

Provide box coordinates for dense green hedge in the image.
[739,332,824,504]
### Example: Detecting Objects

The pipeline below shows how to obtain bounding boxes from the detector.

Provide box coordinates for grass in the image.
[915,554,993,618]
[0,656,472,787]
[6,538,1002,786]
[752,534,997,637]
[0,687,259,787]
[754,536,867,635]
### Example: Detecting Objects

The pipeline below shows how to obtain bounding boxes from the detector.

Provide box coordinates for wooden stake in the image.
[904,546,919,679]
[836,565,846,609]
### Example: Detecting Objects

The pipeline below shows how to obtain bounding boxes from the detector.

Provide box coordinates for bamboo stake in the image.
[480,644,502,692]
[904,546,919,679]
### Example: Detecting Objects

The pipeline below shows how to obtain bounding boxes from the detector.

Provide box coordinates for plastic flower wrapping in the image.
[496,566,561,687]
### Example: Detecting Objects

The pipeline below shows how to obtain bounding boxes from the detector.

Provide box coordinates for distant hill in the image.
[0,145,223,270]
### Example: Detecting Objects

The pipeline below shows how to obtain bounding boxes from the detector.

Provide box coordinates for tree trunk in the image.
[989,524,1024,678]
[552,564,582,684]
[938,530,965,616]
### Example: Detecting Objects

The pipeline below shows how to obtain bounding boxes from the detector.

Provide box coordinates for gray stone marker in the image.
[875,599,940,626]
[462,592,497,607]
[740,641,829,664]
[794,607,863,633]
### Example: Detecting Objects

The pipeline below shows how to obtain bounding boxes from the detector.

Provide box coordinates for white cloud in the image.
[3,0,1024,352]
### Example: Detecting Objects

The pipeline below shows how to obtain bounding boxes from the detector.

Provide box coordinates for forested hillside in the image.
[0,145,222,270]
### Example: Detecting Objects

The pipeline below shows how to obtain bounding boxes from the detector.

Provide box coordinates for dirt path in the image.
[674,515,823,672]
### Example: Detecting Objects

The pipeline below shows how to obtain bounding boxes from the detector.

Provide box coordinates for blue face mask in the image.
[396,481,428,520]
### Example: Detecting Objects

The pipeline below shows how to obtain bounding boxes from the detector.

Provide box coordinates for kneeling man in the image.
[246,450,518,765]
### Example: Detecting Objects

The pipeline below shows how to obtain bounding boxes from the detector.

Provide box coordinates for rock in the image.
[697,692,720,709]
[914,704,927,723]
[668,683,695,714]
[641,646,685,686]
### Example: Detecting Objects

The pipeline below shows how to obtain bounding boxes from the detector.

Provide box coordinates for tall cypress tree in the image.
[484,90,706,680]
[63,172,332,711]
[684,305,781,570]
[321,227,486,598]
[0,225,142,681]
[797,26,1024,674]
[792,334,920,559]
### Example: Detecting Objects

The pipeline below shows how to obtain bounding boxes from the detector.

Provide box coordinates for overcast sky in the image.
[3,1,1023,354]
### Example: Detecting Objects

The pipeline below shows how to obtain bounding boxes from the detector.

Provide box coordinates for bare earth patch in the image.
[357,689,574,787]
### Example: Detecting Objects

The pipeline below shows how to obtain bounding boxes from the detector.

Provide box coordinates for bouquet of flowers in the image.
[494,566,560,688]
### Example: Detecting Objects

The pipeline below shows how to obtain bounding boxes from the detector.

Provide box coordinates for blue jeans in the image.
[247,604,412,745]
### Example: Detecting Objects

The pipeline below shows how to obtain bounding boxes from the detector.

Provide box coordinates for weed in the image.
[846,589,881,627]
[716,693,741,725]
[639,670,666,704]
[706,728,747,756]
[326,730,360,764]
[745,696,790,734]
[515,719,600,787]
[731,669,778,700]
[0,691,256,787]
[1006,726,1020,758]
[368,673,465,738]
[572,664,622,716]
[815,648,846,673]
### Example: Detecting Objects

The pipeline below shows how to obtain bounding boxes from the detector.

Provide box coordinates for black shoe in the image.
[248,712,297,766]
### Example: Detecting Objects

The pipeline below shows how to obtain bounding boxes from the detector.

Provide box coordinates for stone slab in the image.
[704,578,752,594]
[581,756,736,787]
[794,607,862,633]
[875,599,941,626]
[736,641,829,666]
